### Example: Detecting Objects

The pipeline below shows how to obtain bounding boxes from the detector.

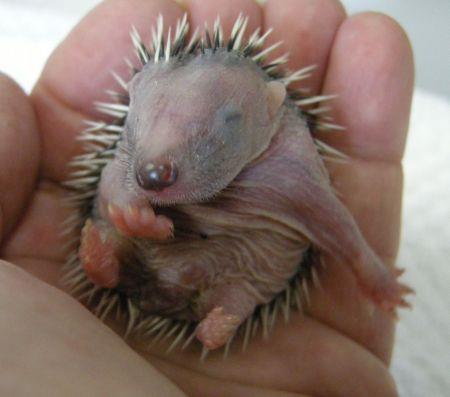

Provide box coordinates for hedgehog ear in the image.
[266,81,286,119]
[128,71,145,95]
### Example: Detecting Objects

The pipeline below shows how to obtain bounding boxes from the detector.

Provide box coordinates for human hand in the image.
[0,0,413,396]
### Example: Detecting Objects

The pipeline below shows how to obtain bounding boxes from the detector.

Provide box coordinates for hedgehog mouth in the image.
[139,183,202,207]
[139,178,225,208]
[143,187,188,207]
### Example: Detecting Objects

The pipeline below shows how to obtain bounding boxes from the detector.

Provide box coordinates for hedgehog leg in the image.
[264,167,411,312]
[79,219,121,288]
[97,160,173,240]
[289,175,412,312]
[195,284,258,350]
[241,123,412,312]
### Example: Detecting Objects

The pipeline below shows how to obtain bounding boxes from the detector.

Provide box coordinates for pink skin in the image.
[196,307,240,350]
[79,161,174,289]
[79,212,242,347]
[78,212,172,288]
[234,110,412,313]
[80,115,411,349]
[79,118,410,348]
[97,160,174,240]
[79,219,120,288]
[194,284,263,349]
[78,55,410,350]
[79,218,245,349]
[106,203,173,240]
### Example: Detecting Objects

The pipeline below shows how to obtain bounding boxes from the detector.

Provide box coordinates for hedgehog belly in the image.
[116,197,310,323]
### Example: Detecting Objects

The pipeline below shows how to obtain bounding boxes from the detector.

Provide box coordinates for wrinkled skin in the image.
[81,40,409,350]
[0,0,413,396]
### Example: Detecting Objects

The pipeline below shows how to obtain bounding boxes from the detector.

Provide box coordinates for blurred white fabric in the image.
[392,90,450,397]
[0,1,449,396]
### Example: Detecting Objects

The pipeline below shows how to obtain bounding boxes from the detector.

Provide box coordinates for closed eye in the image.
[224,111,242,124]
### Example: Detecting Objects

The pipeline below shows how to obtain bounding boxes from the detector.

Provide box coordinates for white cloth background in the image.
[0,1,449,396]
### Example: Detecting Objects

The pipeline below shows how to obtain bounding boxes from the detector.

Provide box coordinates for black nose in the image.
[136,161,178,191]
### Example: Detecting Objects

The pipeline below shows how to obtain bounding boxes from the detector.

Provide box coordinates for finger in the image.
[318,12,414,162]
[32,0,185,182]
[186,0,262,39]
[306,160,403,363]
[144,317,398,397]
[263,0,346,93]
[150,357,307,397]
[0,73,40,241]
[0,262,186,397]
[1,182,72,272]
[306,13,413,361]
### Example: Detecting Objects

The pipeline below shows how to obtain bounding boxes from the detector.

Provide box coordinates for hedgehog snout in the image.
[136,161,178,191]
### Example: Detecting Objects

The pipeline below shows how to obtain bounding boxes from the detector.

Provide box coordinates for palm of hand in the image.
[0,1,413,396]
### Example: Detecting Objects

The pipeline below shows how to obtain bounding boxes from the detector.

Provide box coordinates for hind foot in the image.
[358,261,413,314]
[79,219,120,288]
[195,283,261,349]
[106,203,173,240]
[196,307,241,350]
[364,267,413,313]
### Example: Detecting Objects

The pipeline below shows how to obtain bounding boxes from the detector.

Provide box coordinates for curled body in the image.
[76,17,410,351]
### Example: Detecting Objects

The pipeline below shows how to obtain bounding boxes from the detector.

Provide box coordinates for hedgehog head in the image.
[87,14,328,206]
[122,51,285,205]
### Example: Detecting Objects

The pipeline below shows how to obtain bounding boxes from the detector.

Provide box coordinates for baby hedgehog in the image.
[63,15,410,352]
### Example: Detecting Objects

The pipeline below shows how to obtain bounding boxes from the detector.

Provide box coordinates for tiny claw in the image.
[361,272,414,314]
[108,203,119,217]
[399,283,415,296]
[393,267,406,278]
[398,297,412,309]
[126,204,140,218]
[166,223,175,239]
[374,283,413,313]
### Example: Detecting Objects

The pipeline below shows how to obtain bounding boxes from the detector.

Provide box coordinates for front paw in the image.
[106,203,174,240]
[79,219,120,288]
